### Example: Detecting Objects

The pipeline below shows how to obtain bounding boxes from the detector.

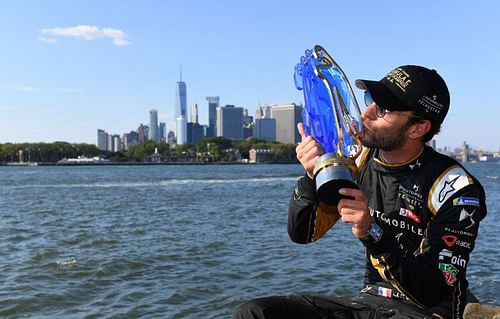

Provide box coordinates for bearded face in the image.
[361,117,417,151]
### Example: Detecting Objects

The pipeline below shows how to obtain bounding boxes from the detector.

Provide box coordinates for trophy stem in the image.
[313,153,358,205]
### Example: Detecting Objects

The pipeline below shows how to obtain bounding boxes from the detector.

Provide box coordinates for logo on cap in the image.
[385,68,412,92]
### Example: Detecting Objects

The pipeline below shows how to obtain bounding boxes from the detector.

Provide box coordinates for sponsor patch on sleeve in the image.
[453,197,480,207]
[428,166,473,215]
[439,263,459,286]
[399,207,421,223]
[378,287,392,298]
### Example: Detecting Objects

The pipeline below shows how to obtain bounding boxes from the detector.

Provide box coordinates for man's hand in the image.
[296,123,323,177]
[337,188,371,239]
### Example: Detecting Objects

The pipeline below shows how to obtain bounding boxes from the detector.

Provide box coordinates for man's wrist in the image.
[360,223,383,244]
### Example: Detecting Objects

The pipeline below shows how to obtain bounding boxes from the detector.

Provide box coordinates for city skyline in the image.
[1,1,499,151]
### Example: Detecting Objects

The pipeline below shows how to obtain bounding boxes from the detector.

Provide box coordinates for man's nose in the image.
[362,103,378,120]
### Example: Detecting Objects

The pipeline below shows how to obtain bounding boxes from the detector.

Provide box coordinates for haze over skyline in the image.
[1,1,499,151]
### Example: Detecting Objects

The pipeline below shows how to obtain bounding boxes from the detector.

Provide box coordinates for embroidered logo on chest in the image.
[398,184,423,208]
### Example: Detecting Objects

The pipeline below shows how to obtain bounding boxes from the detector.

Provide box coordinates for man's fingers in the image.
[297,136,319,153]
[339,188,367,202]
[297,122,306,141]
[338,207,359,223]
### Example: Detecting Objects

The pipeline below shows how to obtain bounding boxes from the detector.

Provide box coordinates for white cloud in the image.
[39,25,131,46]
[37,36,58,44]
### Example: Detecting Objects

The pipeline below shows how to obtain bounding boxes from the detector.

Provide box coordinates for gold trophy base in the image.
[314,153,358,205]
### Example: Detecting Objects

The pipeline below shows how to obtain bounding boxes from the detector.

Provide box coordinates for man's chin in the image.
[360,135,376,148]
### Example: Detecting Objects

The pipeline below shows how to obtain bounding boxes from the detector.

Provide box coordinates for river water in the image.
[0,163,498,318]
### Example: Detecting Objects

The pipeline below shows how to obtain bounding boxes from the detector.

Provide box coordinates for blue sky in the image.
[0,0,499,151]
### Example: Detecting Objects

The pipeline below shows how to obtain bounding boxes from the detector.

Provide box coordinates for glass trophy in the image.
[294,45,364,205]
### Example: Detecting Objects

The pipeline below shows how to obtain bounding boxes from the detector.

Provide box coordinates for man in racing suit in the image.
[234,65,487,319]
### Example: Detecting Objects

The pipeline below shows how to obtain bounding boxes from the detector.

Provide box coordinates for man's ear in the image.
[408,119,431,140]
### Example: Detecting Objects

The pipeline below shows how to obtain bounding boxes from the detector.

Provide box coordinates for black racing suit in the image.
[287,146,487,319]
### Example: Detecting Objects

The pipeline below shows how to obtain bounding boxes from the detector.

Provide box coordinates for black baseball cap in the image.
[355,65,450,124]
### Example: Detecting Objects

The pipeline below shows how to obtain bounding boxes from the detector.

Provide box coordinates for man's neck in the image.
[379,144,425,165]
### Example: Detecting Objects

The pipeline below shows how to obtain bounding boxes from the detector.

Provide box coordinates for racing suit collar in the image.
[372,147,430,174]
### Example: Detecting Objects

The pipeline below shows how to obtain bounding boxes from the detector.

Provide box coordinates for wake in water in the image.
[6,176,302,189]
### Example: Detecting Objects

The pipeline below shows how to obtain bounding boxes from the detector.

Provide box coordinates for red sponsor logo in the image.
[399,208,421,223]
[443,271,457,286]
[442,235,458,247]
[439,263,459,286]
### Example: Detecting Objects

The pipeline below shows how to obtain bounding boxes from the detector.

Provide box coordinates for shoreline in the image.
[1,161,299,167]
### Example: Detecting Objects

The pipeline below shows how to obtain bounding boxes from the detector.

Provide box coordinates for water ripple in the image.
[0,164,497,318]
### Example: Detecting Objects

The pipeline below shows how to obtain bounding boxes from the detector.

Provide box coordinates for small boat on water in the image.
[56,156,111,165]
[6,162,39,166]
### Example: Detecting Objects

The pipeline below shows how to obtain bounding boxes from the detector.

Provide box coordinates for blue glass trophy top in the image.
[294,46,363,158]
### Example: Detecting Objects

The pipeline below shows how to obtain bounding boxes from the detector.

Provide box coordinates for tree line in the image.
[0,142,100,163]
[0,138,298,163]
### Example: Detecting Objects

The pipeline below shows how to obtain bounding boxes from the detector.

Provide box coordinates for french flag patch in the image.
[399,207,421,223]
[378,287,392,298]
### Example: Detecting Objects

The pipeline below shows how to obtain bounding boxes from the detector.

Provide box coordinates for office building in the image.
[112,134,121,152]
[175,71,187,118]
[97,129,108,151]
[255,105,272,119]
[271,103,303,144]
[191,103,199,124]
[167,130,176,148]
[123,131,139,150]
[243,109,253,127]
[107,134,114,152]
[216,105,244,139]
[243,127,253,139]
[175,71,187,143]
[254,118,276,141]
[254,105,275,141]
[206,96,219,137]
[462,141,469,163]
[148,109,159,142]
[138,124,146,144]
[159,122,166,142]
[187,122,204,145]
[176,116,187,145]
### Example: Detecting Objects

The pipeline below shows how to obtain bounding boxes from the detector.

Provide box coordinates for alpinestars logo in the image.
[438,175,460,202]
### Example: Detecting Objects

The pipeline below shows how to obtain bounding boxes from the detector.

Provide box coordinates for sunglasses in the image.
[363,91,424,120]
[363,91,390,118]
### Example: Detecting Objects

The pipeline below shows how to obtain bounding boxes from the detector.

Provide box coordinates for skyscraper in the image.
[216,105,244,139]
[97,129,108,151]
[167,130,176,147]
[149,109,159,142]
[206,96,219,137]
[159,122,166,141]
[123,131,139,150]
[107,134,114,152]
[254,118,276,141]
[112,134,121,152]
[271,103,303,144]
[175,71,187,119]
[175,70,187,144]
[190,103,198,124]
[255,105,272,119]
[187,122,204,145]
[176,116,187,145]
[137,124,146,144]
[254,105,275,141]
